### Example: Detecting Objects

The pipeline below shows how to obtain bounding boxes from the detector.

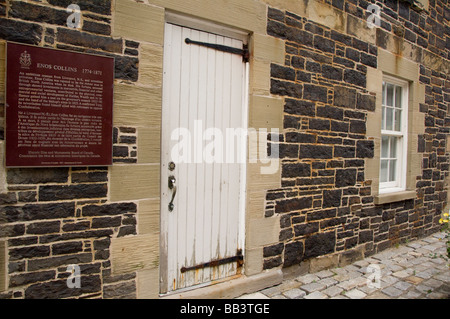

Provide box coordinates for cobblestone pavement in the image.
[239,232,449,299]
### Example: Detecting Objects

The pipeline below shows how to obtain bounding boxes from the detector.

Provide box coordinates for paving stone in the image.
[282,288,306,299]
[238,292,270,299]
[392,269,414,279]
[404,276,424,285]
[345,288,367,299]
[319,277,338,288]
[300,282,326,293]
[422,278,444,289]
[303,291,328,299]
[404,290,423,299]
[316,269,334,279]
[322,285,343,297]
[365,291,391,299]
[393,281,412,291]
[381,286,403,297]
[296,274,319,284]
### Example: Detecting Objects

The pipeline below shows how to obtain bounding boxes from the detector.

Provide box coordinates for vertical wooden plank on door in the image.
[211,33,223,281]
[194,29,209,286]
[202,31,217,284]
[177,26,192,289]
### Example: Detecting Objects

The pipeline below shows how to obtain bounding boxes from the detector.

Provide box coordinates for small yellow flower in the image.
[440,218,444,224]
[444,213,449,217]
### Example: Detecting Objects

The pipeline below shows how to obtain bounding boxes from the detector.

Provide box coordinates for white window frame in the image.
[379,75,409,194]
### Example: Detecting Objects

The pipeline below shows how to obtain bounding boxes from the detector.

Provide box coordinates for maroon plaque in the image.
[5,43,114,167]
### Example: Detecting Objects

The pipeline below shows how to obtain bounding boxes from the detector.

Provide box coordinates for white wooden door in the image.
[160,23,248,294]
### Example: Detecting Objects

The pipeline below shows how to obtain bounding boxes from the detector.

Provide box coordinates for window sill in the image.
[374,190,416,205]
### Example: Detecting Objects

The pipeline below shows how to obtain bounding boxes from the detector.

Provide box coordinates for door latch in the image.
[168,175,177,212]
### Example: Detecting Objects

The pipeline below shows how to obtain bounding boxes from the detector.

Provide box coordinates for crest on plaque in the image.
[19,51,32,69]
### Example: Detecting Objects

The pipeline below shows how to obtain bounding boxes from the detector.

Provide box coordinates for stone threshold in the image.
[160,269,283,299]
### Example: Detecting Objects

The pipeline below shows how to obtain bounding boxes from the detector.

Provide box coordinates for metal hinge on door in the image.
[180,249,243,273]
[185,38,249,63]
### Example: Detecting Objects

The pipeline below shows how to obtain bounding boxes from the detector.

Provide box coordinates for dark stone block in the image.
[117,225,137,237]
[285,132,316,144]
[359,230,373,243]
[7,168,69,185]
[306,61,321,73]
[114,55,139,82]
[323,189,342,208]
[271,64,296,81]
[300,145,333,159]
[330,30,352,46]
[113,146,129,158]
[333,56,355,68]
[334,86,357,108]
[48,0,112,15]
[9,245,51,261]
[296,70,311,82]
[331,120,349,133]
[284,99,315,116]
[71,172,108,183]
[9,1,67,26]
[294,222,319,236]
[0,17,42,45]
[275,197,313,213]
[264,256,282,270]
[345,48,360,62]
[344,70,366,87]
[335,168,357,188]
[91,216,122,229]
[283,241,304,267]
[9,270,56,288]
[322,65,343,81]
[82,203,137,217]
[263,243,284,258]
[267,19,287,39]
[271,79,303,98]
[279,144,299,158]
[282,163,311,178]
[52,241,83,255]
[357,93,376,111]
[304,231,336,258]
[57,28,122,53]
[39,184,107,201]
[268,7,285,21]
[350,120,366,134]
[309,118,331,131]
[27,221,60,235]
[314,35,335,53]
[360,52,377,68]
[356,140,374,158]
[334,146,355,158]
[317,105,344,120]
[303,84,328,102]
[82,20,111,36]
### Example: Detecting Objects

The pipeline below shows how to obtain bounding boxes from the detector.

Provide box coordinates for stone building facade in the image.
[0,0,448,299]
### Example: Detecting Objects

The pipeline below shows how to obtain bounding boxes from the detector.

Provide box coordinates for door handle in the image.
[168,176,177,212]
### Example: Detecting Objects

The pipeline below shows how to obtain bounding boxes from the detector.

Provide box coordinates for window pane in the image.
[380,160,388,183]
[386,84,394,107]
[389,159,397,182]
[382,82,386,106]
[381,136,389,158]
[395,86,402,108]
[381,106,386,130]
[386,107,393,130]
[390,136,398,158]
[394,109,402,131]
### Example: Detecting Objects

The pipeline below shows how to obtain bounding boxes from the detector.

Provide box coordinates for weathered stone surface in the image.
[334,86,357,108]
[7,168,69,185]
[303,84,328,102]
[300,145,333,159]
[304,232,336,259]
[47,0,112,15]
[0,18,42,44]
[82,203,137,217]
[282,163,311,178]
[335,169,357,188]
[39,184,107,201]
[283,241,303,267]
[57,28,122,53]
[9,1,67,26]
[276,197,313,214]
